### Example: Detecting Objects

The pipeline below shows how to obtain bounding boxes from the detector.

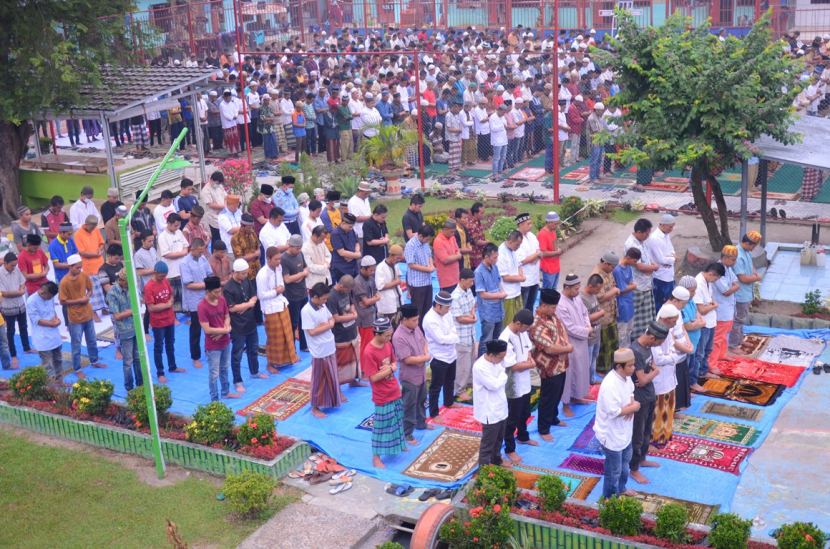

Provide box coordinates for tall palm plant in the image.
[358,123,425,170]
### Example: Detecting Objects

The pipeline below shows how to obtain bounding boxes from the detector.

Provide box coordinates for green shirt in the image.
[542,112,553,147]
[336,106,352,131]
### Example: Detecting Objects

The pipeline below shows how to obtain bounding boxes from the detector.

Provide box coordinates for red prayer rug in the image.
[426,405,533,435]
[562,166,591,180]
[648,435,752,475]
[235,378,311,420]
[647,180,690,192]
[584,384,600,402]
[557,454,605,476]
[712,358,806,388]
[512,167,547,181]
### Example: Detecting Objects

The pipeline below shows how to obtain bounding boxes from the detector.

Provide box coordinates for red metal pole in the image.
[365,0,369,41]
[415,50,425,189]
[552,0,559,204]
[187,3,196,55]
[232,0,253,166]
[506,0,512,35]
[299,0,306,47]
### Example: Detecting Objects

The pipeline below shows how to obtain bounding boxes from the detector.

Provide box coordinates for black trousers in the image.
[504,392,531,453]
[537,372,566,435]
[149,119,163,145]
[428,358,456,419]
[5,311,30,356]
[285,219,301,236]
[209,125,223,150]
[189,311,202,361]
[408,285,433,329]
[210,226,221,245]
[630,398,656,471]
[317,123,327,152]
[479,420,506,467]
[521,284,539,314]
[287,298,308,351]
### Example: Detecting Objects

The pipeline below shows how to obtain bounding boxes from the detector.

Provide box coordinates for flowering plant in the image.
[185,401,235,445]
[71,378,114,415]
[777,522,828,549]
[10,366,50,401]
[126,384,173,428]
[440,465,516,548]
[218,158,256,210]
[237,414,276,447]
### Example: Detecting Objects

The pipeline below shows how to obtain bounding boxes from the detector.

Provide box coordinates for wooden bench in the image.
[117,162,184,202]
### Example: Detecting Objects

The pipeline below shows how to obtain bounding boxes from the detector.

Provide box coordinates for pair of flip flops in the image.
[328,469,357,485]
[417,488,454,501]
[329,481,352,495]
[385,483,415,497]
[811,362,830,375]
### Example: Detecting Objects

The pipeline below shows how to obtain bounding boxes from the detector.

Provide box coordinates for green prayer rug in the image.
[700,401,765,422]
[673,415,759,446]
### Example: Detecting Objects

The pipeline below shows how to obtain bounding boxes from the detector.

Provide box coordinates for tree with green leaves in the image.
[0,0,147,220]
[595,11,804,251]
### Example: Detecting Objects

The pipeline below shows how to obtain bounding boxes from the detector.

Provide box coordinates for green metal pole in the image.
[117,127,189,479]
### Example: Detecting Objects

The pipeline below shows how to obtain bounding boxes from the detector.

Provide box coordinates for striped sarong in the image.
[131,125,149,146]
[650,390,675,446]
[265,310,298,367]
[596,322,618,375]
[274,122,287,152]
[311,353,341,409]
[336,340,358,384]
[169,276,183,313]
[90,275,106,312]
[372,398,407,456]
[223,125,241,154]
[631,290,655,341]
[448,140,462,171]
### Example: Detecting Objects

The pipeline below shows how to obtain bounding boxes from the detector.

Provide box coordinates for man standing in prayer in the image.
[614,248,640,348]
[404,225,436,326]
[497,231,526,327]
[375,244,404,329]
[393,304,434,446]
[355,256,381,359]
[327,275,365,392]
[27,282,63,383]
[538,212,563,291]
[282,234,310,353]
[649,304,683,448]
[73,216,107,322]
[693,263,725,387]
[158,213,189,320]
[624,219,660,342]
[106,269,143,392]
[202,171,228,245]
[475,243,507,358]
[500,309,538,464]
[224,259,267,394]
[347,182,373,252]
[532,289,573,441]
[434,219,462,293]
[730,231,763,355]
[249,184,276,237]
[423,291,461,424]
[59,254,105,379]
[330,213,361,282]
[451,269,477,402]
[257,246,298,373]
[468,203,489,270]
[445,102,463,173]
[629,321,667,485]
[364,317,408,468]
[218,195,242,256]
[231,214,263,323]
[402,195,425,242]
[666,287,696,414]
[557,274,592,418]
[181,238,213,370]
[594,348,640,498]
[302,225,332,288]
[590,252,622,376]
[647,214,677,308]
[198,276,240,401]
[220,90,241,156]
[302,282,342,418]
[712,246,740,363]
[580,274,607,383]
[0,253,33,364]
[473,339,512,468]
[275,176,301,236]
[145,261,186,383]
[515,213,541,313]
[69,186,99,231]
[362,204,390,265]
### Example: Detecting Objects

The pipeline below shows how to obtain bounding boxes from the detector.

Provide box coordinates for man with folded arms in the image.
[198,275,240,401]
[393,304,433,446]
[500,308,538,464]
[180,238,213,370]
[302,282,342,418]
[629,321,667,485]
[60,254,106,379]
[224,259,267,394]
[257,246,298,373]
[423,291,461,424]
[326,275,366,392]
[473,339,512,468]
[106,269,144,393]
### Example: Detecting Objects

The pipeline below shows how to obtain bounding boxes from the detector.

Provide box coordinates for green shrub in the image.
[126,384,173,428]
[654,503,691,543]
[423,213,449,238]
[376,543,406,549]
[237,414,277,447]
[560,196,585,228]
[472,464,519,507]
[802,289,823,315]
[709,513,752,549]
[10,366,50,401]
[222,470,277,518]
[598,495,643,536]
[777,521,828,549]
[536,475,568,512]
[185,401,236,445]
[489,216,517,243]
[71,378,114,415]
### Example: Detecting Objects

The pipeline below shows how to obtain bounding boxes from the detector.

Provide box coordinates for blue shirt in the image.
[313,96,328,125]
[179,98,193,121]
[474,262,505,323]
[105,283,136,339]
[713,261,738,322]
[681,300,701,350]
[436,98,448,125]
[174,194,199,215]
[612,263,634,323]
[733,246,754,303]
[274,187,299,222]
[376,99,393,125]
[330,226,358,277]
[48,236,78,283]
[180,254,214,312]
[404,236,432,288]
[27,292,62,351]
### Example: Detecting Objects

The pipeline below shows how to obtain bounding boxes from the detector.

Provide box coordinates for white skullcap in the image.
[233,258,249,272]
[657,303,680,319]
[594,102,605,109]
[671,287,690,301]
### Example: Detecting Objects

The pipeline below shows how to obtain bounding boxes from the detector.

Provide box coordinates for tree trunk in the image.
[690,167,730,252]
[707,173,732,245]
[0,122,29,224]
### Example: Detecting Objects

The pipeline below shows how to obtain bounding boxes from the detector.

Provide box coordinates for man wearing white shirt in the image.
[348,89,365,150]
[647,214,677,308]
[375,244,404,328]
[360,95,382,138]
[347,182,372,252]
[219,90,241,155]
[515,213,540,313]
[497,231,526,327]
[474,98,491,161]
[157,213,190,314]
[257,246,298,373]
[499,309,537,464]
[246,85,262,147]
[69,186,101,231]
[594,348,641,498]
[153,190,177,234]
[217,195,242,255]
[472,338,511,468]
[422,291,461,423]
[259,207,291,253]
[489,104,509,178]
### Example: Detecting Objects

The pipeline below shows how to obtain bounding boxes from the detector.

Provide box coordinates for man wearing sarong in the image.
[556,274,592,418]
[590,252,621,377]
[301,282,342,419]
[629,321,667,485]
[647,214,677,309]
[219,90,241,155]
[624,219,660,342]
[257,247,298,374]
[666,287,695,413]
[364,317,408,469]
[326,275,367,390]
[531,289,572,441]
[497,231,526,327]
[393,304,434,446]
[648,304,685,448]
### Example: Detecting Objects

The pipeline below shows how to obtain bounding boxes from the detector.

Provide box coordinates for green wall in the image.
[19,170,109,209]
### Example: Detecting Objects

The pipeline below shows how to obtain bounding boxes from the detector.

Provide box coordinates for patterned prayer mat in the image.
[511,464,599,500]
[728,334,771,359]
[673,415,759,446]
[647,180,690,192]
[403,430,481,483]
[511,167,547,181]
[568,418,604,456]
[97,326,115,343]
[649,435,752,475]
[713,358,806,388]
[235,378,311,420]
[700,401,765,422]
[356,414,375,432]
[757,335,826,368]
[557,454,605,476]
[699,376,784,407]
[426,405,533,435]
[562,166,591,180]
[633,492,720,526]
[749,190,800,201]
[59,353,91,379]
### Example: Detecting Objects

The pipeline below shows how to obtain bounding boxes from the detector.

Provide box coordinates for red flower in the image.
[260,434,267,438]
[473,537,478,542]
[493,504,502,513]
[464,522,471,527]
[136,421,142,427]
[251,423,258,429]
[251,437,258,444]
[806,534,814,542]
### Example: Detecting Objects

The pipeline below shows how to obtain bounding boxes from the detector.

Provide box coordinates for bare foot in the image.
[456,392,472,401]
[403,446,409,451]
[90,362,107,368]
[629,470,650,484]
[674,413,686,420]
[145,334,153,342]
[158,375,167,384]
[174,319,181,326]
[710,367,722,375]
[555,421,569,428]
[254,372,270,379]
[432,416,444,425]
[563,404,575,418]
[75,370,86,379]
[339,392,348,403]
[571,398,590,405]
[311,407,327,418]
[648,445,660,454]
[407,438,420,446]
[170,367,187,374]
[690,383,705,392]
[422,424,436,430]
[540,433,554,442]
[224,392,241,399]
[703,373,720,380]
[349,380,368,387]
[449,403,464,409]
[235,384,246,394]
[720,356,736,362]
[372,455,386,469]
[193,360,203,369]
[115,349,123,360]
[24,349,38,355]
[267,364,280,374]
[621,489,638,497]
[11,357,19,365]
[517,439,539,447]
[729,348,747,356]
[93,312,102,323]
[506,451,523,464]
[499,460,513,469]
[640,460,661,468]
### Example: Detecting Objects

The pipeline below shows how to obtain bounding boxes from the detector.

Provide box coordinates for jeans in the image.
[617,319,634,348]
[589,145,604,180]
[151,324,176,376]
[287,298,308,351]
[209,125,222,150]
[149,119,163,145]
[67,120,81,146]
[506,138,518,168]
[121,336,144,392]
[231,330,260,385]
[537,372,566,434]
[401,380,427,439]
[521,284,539,313]
[0,328,11,369]
[492,144,507,174]
[569,133,581,163]
[478,319,503,358]
[408,285,433,328]
[541,271,559,290]
[630,398,656,471]
[601,441,633,498]
[170,121,185,149]
[40,347,63,380]
[652,279,675,310]
[504,392,531,453]
[305,126,318,154]
[544,144,554,171]
[454,344,474,395]
[5,311,31,356]
[69,319,98,371]
[428,358,456,419]
[207,346,231,401]
[695,326,715,379]
[588,342,600,382]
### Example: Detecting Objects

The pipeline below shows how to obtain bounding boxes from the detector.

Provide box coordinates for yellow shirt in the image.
[0,292,5,326]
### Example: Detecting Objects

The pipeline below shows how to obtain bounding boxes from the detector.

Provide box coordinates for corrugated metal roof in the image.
[752,115,830,171]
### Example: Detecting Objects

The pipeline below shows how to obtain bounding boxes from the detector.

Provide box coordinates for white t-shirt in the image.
[499,327,532,398]
[594,371,635,452]
[694,273,718,329]
[153,203,177,234]
[516,231,540,287]
[301,302,335,358]
[157,229,189,278]
[496,243,522,299]
[347,195,371,238]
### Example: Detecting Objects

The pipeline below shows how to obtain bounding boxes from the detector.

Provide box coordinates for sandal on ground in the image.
[435,489,454,500]
[332,468,356,480]
[814,364,822,375]
[419,488,441,501]
[385,483,414,497]
[308,471,334,485]
[329,482,352,495]
[823,363,830,373]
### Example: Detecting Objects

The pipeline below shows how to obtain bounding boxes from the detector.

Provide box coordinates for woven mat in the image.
[557,454,605,476]
[97,326,116,343]
[700,401,765,422]
[757,335,826,368]
[59,353,92,379]
[403,429,481,483]
[673,415,759,446]
[647,180,689,192]
[510,464,599,500]
[700,375,784,407]
[713,357,806,388]
[235,378,310,420]
[426,405,533,435]
[749,190,800,201]
[728,333,771,359]
[633,492,720,526]
[568,418,604,456]
[562,166,591,181]
[649,435,752,475]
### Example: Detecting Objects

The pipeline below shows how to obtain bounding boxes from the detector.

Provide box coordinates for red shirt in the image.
[249,197,274,234]
[433,232,460,289]
[17,249,49,295]
[423,89,437,118]
[197,296,230,351]
[144,278,175,328]
[538,226,560,274]
[362,342,401,405]
[41,210,67,242]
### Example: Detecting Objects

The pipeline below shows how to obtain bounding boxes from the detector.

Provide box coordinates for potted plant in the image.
[358,124,426,194]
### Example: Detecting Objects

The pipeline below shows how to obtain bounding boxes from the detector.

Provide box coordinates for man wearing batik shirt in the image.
[729,231,763,354]
[451,269,477,402]
[467,202,489,269]
[231,214,263,322]
[181,206,212,259]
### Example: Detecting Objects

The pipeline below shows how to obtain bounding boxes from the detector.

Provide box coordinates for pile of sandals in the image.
[812,361,830,375]
[288,452,357,495]
[385,483,455,502]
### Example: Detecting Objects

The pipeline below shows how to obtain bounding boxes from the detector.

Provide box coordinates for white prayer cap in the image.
[672,287,690,301]
[657,303,680,319]
[233,259,249,272]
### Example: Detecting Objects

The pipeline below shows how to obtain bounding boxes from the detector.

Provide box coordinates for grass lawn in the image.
[0,431,298,549]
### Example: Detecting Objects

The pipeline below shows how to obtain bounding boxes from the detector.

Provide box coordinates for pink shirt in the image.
[433,232,460,289]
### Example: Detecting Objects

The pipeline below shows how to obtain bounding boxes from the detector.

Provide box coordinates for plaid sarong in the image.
[631,290,655,341]
[448,140,462,171]
[597,322,618,375]
[223,125,241,154]
[336,340,358,384]
[311,353,342,409]
[131,125,149,146]
[90,275,106,312]
[372,398,407,456]
[801,168,825,202]
[274,122,287,151]
[462,136,477,164]
[169,276,183,313]
[265,310,299,366]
